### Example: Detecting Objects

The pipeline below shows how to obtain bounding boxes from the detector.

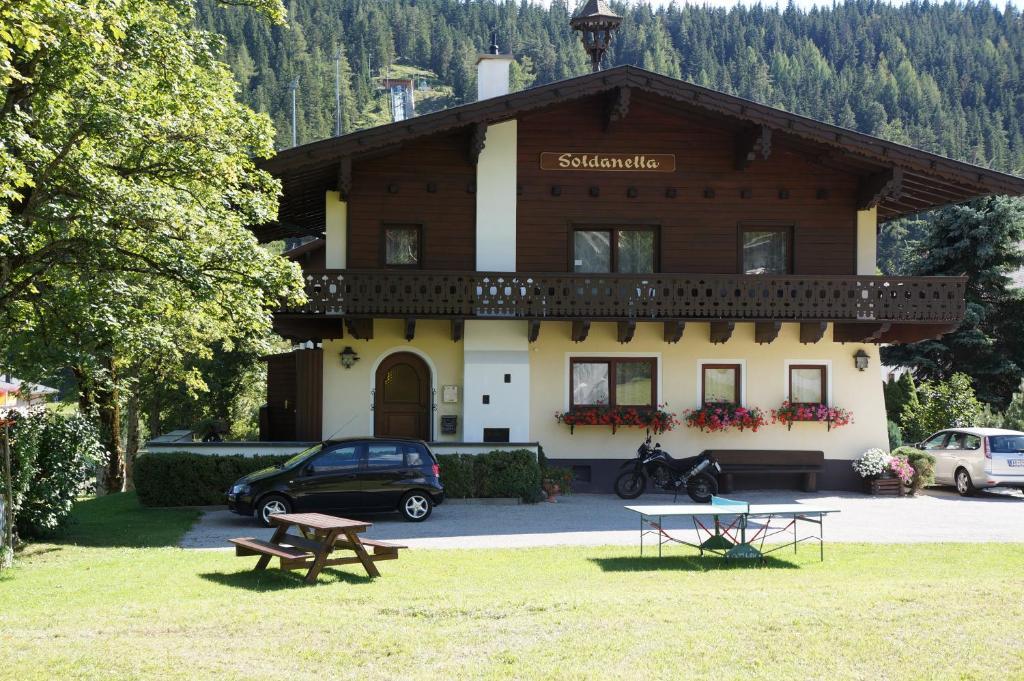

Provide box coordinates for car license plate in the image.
[1009,459,1024,468]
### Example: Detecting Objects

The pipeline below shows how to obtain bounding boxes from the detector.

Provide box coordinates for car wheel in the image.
[400,491,433,522]
[955,468,976,497]
[256,494,292,527]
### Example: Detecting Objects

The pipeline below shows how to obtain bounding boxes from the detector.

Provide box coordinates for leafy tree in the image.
[881,197,1024,408]
[883,372,920,423]
[900,373,983,444]
[1,0,304,491]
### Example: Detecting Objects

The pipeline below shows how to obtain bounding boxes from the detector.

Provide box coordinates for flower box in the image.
[866,476,904,496]
[683,403,767,433]
[771,402,853,431]
[555,405,679,434]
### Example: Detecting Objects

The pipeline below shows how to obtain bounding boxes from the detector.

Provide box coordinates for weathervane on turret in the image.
[570,0,622,72]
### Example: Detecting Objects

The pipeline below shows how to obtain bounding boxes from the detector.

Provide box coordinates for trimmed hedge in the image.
[437,449,543,502]
[134,452,290,507]
[135,448,544,507]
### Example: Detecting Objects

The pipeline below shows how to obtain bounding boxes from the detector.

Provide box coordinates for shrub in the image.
[134,452,289,507]
[542,466,574,495]
[887,420,903,450]
[900,373,981,444]
[893,446,935,495]
[473,449,543,503]
[436,454,475,499]
[437,449,542,502]
[6,408,106,540]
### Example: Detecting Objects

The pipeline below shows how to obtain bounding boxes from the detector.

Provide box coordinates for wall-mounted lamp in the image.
[339,346,360,369]
[853,348,870,372]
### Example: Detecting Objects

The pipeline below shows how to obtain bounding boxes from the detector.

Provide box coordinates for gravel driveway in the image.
[179,486,1024,550]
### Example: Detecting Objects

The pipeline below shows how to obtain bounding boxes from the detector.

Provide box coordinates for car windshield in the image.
[280,444,324,468]
[989,435,1024,453]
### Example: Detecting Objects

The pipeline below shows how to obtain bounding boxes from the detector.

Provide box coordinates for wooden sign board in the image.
[540,152,675,173]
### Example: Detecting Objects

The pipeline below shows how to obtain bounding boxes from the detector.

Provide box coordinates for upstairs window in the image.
[573,227,656,274]
[570,358,656,409]
[789,364,827,405]
[382,224,421,267]
[740,225,791,274]
[701,364,741,405]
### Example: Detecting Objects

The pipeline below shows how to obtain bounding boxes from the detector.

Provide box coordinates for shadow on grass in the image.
[200,567,374,591]
[51,492,200,549]
[590,553,800,572]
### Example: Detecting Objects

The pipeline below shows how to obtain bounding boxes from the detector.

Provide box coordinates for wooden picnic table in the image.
[229,512,405,584]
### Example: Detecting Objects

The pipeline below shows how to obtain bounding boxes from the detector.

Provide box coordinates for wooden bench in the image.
[230,537,312,561]
[336,537,407,560]
[705,450,825,493]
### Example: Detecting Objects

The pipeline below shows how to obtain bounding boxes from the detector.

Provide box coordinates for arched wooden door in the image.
[374,352,431,440]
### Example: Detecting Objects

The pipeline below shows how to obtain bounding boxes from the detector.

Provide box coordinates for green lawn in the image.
[1,495,1023,680]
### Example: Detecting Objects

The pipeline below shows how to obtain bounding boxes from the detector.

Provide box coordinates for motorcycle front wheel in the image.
[614,470,647,499]
[686,473,718,504]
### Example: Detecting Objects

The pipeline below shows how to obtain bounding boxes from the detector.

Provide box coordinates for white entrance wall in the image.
[321,320,463,441]
[325,190,347,269]
[856,206,877,275]
[462,320,530,442]
[475,120,517,271]
[529,321,888,461]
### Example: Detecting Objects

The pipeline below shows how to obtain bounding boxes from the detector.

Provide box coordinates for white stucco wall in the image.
[321,320,463,441]
[475,120,517,271]
[462,320,530,442]
[325,190,347,269]
[856,206,877,275]
[529,321,889,462]
[476,55,513,100]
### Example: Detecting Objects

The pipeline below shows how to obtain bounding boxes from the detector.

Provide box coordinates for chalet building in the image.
[253,7,1024,491]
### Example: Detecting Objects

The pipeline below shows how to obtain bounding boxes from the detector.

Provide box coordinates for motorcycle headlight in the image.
[230,483,251,495]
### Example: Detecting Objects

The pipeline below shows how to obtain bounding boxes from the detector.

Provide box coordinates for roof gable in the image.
[261,65,1024,236]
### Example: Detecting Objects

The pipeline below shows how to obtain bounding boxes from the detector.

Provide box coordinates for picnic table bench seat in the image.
[230,537,312,561]
[706,450,825,493]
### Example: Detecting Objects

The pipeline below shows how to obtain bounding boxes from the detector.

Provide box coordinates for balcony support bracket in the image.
[710,321,735,344]
[344,317,374,341]
[755,321,782,344]
[799,321,828,344]
[450,319,464,343]
[735,125,772,170]
[617,320,636,344]
[663,320,685,344]
[528,319,541,343]
[833,321,891,343]
[571,320,591,343]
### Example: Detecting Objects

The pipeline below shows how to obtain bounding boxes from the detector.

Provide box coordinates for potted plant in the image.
[852,448,910,496]
[554,405,679,434]
[541,466,574,503]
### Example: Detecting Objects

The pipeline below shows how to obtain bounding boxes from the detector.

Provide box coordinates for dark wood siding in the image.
[347,132,476,270]
[263,349,322,441]
[516,92,858,275]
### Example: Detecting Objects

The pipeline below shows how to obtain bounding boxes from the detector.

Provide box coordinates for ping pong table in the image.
[625,496,840,561]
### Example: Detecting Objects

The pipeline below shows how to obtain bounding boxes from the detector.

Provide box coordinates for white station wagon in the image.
[918,427,1024,495]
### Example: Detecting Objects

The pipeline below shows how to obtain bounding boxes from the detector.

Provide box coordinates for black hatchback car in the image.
[227,438,444,526]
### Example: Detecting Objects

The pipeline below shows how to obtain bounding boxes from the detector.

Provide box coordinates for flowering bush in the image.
[888,454,915,486]
[555,405,680,434]
[851,448,890,478]
[683,403,767,433]
[772,401,853,429]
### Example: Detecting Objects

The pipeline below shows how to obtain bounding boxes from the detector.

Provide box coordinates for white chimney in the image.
[476,33,513,101]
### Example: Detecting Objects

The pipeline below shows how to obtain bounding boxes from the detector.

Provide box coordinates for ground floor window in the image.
[570,357,656,408]
[701,363,741,404]
[789,364,827,405]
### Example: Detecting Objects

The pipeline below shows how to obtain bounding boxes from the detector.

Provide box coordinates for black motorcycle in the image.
[614,434,721,503]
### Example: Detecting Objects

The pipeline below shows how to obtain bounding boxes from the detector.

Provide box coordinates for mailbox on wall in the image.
[440,415,458,435]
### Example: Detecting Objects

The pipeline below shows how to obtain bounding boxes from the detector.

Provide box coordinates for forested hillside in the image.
[197,0,1024,174]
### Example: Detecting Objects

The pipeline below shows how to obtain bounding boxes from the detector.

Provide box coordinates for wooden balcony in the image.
[277,270,966,344]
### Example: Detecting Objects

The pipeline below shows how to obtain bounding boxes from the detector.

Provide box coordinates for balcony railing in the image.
[289,270,967,323]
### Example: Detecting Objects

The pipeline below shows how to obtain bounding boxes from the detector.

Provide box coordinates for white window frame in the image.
[563,351,662,411]
[783,359,833,406]
[695,359,747,407]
